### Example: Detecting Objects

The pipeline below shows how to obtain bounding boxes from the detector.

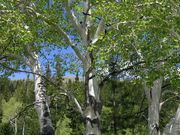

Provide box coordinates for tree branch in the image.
[130,42,143,59]
[63,0,85,40]
[2,54,31,67]
[83,0,92,28]
[0,56,8,61]
[160,94,180,110]
[100,61,145,86]
[162,90,179,96]
[54,91,84,116]
[25,6,85,64]
[100,57,170,86]
[91,19,105,44]
[9,101,38,122]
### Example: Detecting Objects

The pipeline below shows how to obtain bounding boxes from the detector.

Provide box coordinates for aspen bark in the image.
[28,53,54,135]
[163,105,180,135]
[145,78,163,135]
[85,70,101,135]
[22,121,25,135]
[15,118,17,135]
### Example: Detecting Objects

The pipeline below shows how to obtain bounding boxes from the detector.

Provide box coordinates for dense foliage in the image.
[0,0,179,135]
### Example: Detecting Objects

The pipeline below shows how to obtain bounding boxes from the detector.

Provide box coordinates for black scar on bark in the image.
[44,105,48,111]
[82,12,91,16]
[41,125,54,135]
[88,95,95,106]
[95,102,102,114]
[86,113,100,128]
[42,119,47,125]
[89,95,102,114]
[43,111,49,117]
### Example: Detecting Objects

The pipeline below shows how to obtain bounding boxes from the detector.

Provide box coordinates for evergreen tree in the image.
[55,60,64,85]
[46,64,52,80]
[75,71,79,82]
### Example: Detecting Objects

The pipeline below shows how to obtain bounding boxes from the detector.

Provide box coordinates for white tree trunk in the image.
[28,53,54,135]
[15,118,17,135]
[145,78,163,135]
[85,69,101,135]
[63,1,104,134]
[22,121,25,135]
[163,105,180,135]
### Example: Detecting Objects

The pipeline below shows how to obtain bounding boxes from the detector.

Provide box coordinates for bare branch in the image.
[0,63,38,75]
[162,90,179,96]
[160,94,180,110]
[100,61,145,86]
[130,42,143,59]
[10,101,37,122]
[100,57,170,86]
[58,90,84,116]
[116,20,136,30]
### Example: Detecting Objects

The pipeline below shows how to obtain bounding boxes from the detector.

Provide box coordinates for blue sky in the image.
[9,72,32,80]
[9,46,78,80]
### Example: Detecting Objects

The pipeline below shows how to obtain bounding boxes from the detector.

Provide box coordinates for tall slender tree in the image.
[26,49,54,135]
[55,60,64,85]
[1,1,55,134]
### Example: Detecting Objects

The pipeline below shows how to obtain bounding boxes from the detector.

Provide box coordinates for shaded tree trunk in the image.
[112,82,117,135]
[28,53,54,135]
[15,118,17,135]
[22,121,25,135]
[144,78,163,135]
[85,69,101,135]
[163,105,180,135]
